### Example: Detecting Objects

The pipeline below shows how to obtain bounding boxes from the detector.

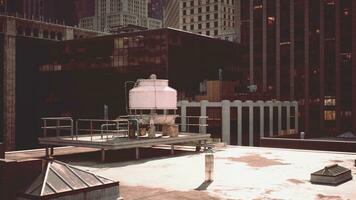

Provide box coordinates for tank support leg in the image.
[135,148,139,160]
[101,149,106,162]
[171,144,174,155]
[45,147,49,158]
[50,147,54,156]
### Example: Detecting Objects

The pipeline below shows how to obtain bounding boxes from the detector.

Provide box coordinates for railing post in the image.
[180,100,188,132]
[56,119,60,137]
[70,118,74,140]
[43,119,47,137]
[222,100,231,145]
[76,120,79,140]
[200,100,208,134]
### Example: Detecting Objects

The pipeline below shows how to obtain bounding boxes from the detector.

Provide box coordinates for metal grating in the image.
[311,164,352,185]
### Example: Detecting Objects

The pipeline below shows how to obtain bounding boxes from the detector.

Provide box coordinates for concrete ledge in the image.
[260,137,356,152]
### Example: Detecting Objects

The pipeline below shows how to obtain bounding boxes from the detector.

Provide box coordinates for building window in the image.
[324,97,336,106]
[198,23,202,29]
[183,10,187,15]
[324,110,336,121]
[191,9,194,14]
[214,21,218,27]
[214,5,218,11]
[198,15,202,21]
[206,6,210,12]
[190,24,194,30]
[206,22,210,28]
[198,7,202,13]
[183,26,187,30]
[206,14,210,20]
[206,30,210,35]
[214,30,218,35]
[183,2,187,7]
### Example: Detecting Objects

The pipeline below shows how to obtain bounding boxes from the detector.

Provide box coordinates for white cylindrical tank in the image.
[129,75,177,110]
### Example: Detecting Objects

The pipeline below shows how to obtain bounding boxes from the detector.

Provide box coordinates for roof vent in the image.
[310,164,352,185]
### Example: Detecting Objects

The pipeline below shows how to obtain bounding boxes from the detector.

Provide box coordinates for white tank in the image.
[129,75,177,110]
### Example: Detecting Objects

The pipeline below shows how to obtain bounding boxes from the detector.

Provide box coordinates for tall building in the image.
[148,0,164,20]
[235,0,354,136]
[79,0,162,32]
[164,0,236,41]
[163,0,179,28]
[0,0,78,26]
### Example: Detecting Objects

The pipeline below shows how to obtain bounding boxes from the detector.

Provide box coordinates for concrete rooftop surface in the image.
[63,146,356,200]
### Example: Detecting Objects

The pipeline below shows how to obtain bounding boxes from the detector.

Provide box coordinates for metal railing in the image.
[76,119,129,141]
[42,117,74,138]
[175,116,208,133]
[41,115,207,141]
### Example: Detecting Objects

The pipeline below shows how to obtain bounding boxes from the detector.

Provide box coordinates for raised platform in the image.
[39,133,211,161]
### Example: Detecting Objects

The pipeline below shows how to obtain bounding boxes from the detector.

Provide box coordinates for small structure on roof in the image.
[310,164,352,185]
[18,159,122,200]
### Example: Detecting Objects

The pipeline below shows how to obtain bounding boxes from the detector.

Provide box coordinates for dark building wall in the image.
[15,37,56,149]
[237,0,353,137]
[0,33,3,144]
[37,29,239,134]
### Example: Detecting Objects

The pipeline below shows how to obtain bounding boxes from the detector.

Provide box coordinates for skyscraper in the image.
[79,0,162,32]
[164,0,236,41]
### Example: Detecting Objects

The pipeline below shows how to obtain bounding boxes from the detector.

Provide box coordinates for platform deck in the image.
[38,133,211,161]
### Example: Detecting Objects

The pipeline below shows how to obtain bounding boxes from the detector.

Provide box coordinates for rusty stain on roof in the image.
[287,179,304,185]
[316,194,343,200]
[219,154,290,168]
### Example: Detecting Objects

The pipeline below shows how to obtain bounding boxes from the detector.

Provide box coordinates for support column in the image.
[262,0,267,92]
[234,100,242,146]
[257,101,264,139]
[319,0,325,132]
[293,101,299,134]
[353,0,356,132]
[180,100,188,132]
[249,0,254,85]
[285,102,291,134]
[276,0,281,99]
[335,0,341,133]
[200,100,208,134]
[221,100,230,144]
[290,0,295,100]
[247,101,254,146]
[101,149,105,162]
[235,0,241,43]
[277,101,282,135]
[267,101,274,137]
[3,18,16,151]
[304,0,310,134]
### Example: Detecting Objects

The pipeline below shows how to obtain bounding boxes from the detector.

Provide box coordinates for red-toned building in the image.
[235,0,354,137]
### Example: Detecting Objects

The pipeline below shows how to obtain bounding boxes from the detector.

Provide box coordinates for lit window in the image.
[324,110,336,121]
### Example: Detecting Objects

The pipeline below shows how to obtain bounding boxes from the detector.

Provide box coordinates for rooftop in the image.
[63,146,356,200]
